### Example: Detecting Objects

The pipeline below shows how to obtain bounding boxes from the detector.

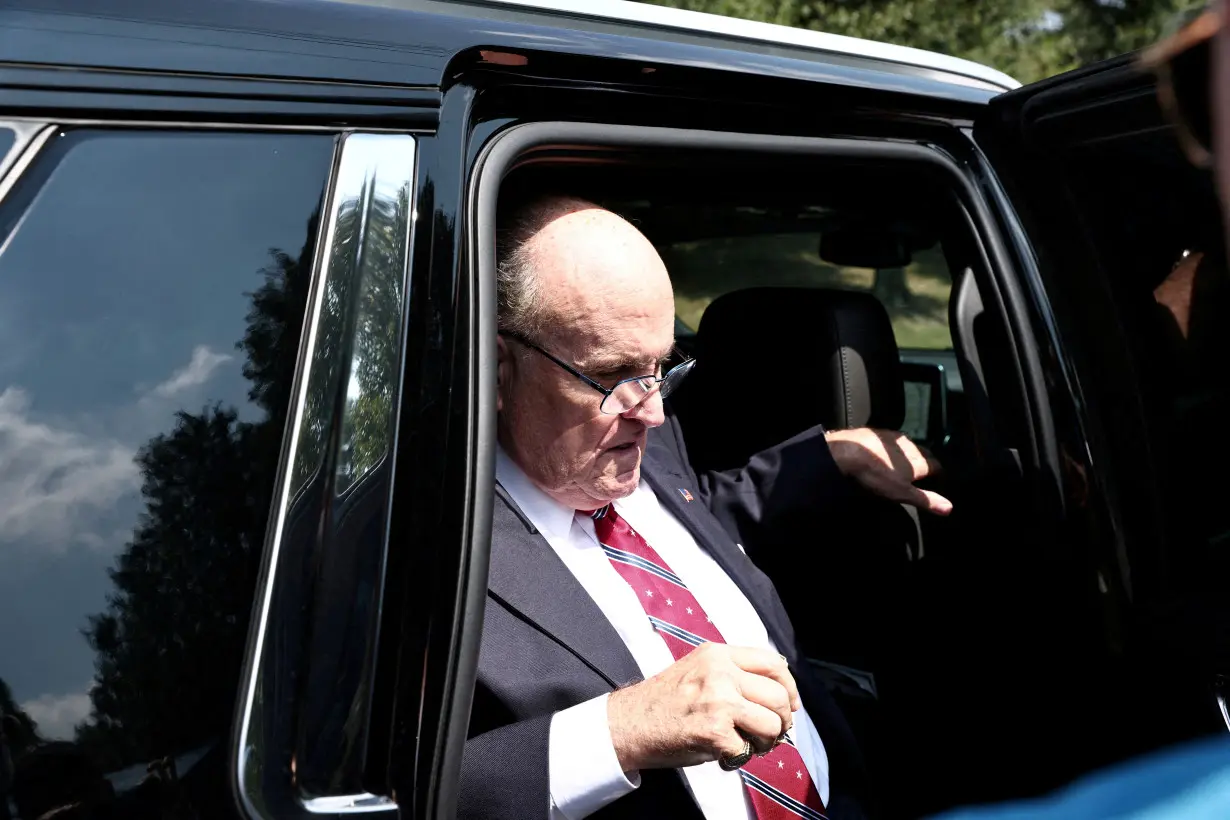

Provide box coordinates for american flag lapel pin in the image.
[678,488,694,502]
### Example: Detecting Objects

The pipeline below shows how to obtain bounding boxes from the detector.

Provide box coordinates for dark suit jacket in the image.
[460,415,870,819]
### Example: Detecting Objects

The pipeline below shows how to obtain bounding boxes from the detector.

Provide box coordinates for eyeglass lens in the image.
[599,359,695,415]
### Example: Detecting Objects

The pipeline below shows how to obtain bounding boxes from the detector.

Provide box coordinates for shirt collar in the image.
[495,446,581,541]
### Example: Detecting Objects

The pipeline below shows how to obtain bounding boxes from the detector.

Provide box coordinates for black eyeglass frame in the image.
[499,330,696,415]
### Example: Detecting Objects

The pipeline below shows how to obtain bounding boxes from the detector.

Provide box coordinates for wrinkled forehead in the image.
[539,275,676,372]
[548,303,676,374]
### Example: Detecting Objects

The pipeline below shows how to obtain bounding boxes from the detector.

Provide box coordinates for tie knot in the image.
[590,505,611,521]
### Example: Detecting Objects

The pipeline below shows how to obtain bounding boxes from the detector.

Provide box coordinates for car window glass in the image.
[0,129,332,819]
[664,234,952,350]
[0,128,14,159]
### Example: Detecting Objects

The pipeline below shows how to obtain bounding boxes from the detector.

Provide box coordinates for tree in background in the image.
[0,679,39,755]
[70,171,411,781]
[638,0,1201,84]
[70,210,322,776]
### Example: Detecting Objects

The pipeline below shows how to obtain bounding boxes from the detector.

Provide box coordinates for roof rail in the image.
[474,0,1021,91]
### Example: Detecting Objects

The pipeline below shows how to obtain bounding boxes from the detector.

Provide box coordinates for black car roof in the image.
[2,0,1014,105]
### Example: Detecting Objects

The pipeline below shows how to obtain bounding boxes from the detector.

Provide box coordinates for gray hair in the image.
[495,218,545,339]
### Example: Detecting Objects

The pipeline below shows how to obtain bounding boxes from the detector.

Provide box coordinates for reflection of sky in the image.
[332,132,416,206]
[0,130,332,738]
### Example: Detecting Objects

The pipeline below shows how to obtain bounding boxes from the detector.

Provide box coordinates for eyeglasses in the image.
[1141,3,1221,169]
[500,331,696,415]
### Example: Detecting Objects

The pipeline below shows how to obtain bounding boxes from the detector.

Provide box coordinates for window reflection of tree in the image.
[2,173,410,816]
[12,171,417,817]
[332,180,410,495]
[37,206,326,818]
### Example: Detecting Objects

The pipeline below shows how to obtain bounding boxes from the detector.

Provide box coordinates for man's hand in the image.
[825,427,953,515]
[606,644,798,773]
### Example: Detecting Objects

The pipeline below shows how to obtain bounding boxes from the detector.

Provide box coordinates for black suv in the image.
[1,1,1226,818]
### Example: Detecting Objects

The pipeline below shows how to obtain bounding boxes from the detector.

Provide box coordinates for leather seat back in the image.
[674,287,906,471]
[669,286,923,688]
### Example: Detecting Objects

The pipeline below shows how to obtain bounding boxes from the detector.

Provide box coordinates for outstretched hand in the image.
[824,427,952,515]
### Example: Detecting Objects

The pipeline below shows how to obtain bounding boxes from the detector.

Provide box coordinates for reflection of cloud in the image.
[21,688,92,740]
[149,345,231,399]
[0,387,138,549]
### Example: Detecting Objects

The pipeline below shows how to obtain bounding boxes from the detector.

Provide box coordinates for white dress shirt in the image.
[495,448,830,820]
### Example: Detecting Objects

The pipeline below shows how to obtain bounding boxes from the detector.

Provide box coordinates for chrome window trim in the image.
[0,122,56,210]
[234,131,416,818]
[0,120,54,181]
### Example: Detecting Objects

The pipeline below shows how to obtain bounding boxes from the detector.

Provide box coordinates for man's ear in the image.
[496,334,510,413]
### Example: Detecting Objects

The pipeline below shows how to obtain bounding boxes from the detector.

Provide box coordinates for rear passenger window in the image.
[0,129,332,818]
[663,229,953,351]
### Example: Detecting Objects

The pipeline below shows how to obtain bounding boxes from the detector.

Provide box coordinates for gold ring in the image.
[718,739,754,771]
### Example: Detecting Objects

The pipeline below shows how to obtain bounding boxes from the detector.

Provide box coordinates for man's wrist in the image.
[823,432,863,477]
[607,686,642,774]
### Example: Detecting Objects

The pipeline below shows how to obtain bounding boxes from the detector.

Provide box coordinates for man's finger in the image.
[898,436,942,480]
[734,701,787,756]
[887,482,953,516]
[725,647,801,711]
[736,671,794,738]
[918,448,943,479]
[923,489,953,515]
[907,486,953,516]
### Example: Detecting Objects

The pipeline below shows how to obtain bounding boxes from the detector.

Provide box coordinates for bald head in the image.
[497,196,673,348]
[495,194,677,509]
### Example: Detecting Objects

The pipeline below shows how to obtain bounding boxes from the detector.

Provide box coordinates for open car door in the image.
[973,53,1230,763]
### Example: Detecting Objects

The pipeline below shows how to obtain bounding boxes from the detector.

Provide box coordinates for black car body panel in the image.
[3,0,1003,115]
[1,2,1223,820]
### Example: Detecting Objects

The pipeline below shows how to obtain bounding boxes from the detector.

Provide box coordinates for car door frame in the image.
[972,52,1230,755]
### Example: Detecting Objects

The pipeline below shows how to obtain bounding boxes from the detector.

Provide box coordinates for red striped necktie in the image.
[589,504,827,820]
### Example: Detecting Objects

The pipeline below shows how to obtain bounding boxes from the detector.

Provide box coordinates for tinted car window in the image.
[0,128,13,159]
[664,234,953,350]
[0,129,332,818]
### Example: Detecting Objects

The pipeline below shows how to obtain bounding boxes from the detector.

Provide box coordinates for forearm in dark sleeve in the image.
[696,425,852,551]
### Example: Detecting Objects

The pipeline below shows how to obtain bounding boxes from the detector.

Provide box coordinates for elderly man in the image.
[462,194,948,820]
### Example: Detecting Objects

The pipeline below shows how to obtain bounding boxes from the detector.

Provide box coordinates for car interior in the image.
[495,148,1090,818]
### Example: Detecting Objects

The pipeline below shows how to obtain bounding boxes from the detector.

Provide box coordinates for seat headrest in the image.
[681,287,904,468]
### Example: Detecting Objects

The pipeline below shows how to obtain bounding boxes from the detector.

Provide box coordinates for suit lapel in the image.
[487,486,643,689]
[486,434,795,687]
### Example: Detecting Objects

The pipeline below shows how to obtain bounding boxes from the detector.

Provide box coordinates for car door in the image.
[0,63,447,820]
[973,53,1230,763]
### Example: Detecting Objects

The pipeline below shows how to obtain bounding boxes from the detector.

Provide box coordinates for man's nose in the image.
[621,389,666,427]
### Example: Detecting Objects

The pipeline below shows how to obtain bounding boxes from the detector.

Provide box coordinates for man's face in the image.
[497,204,677,511]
